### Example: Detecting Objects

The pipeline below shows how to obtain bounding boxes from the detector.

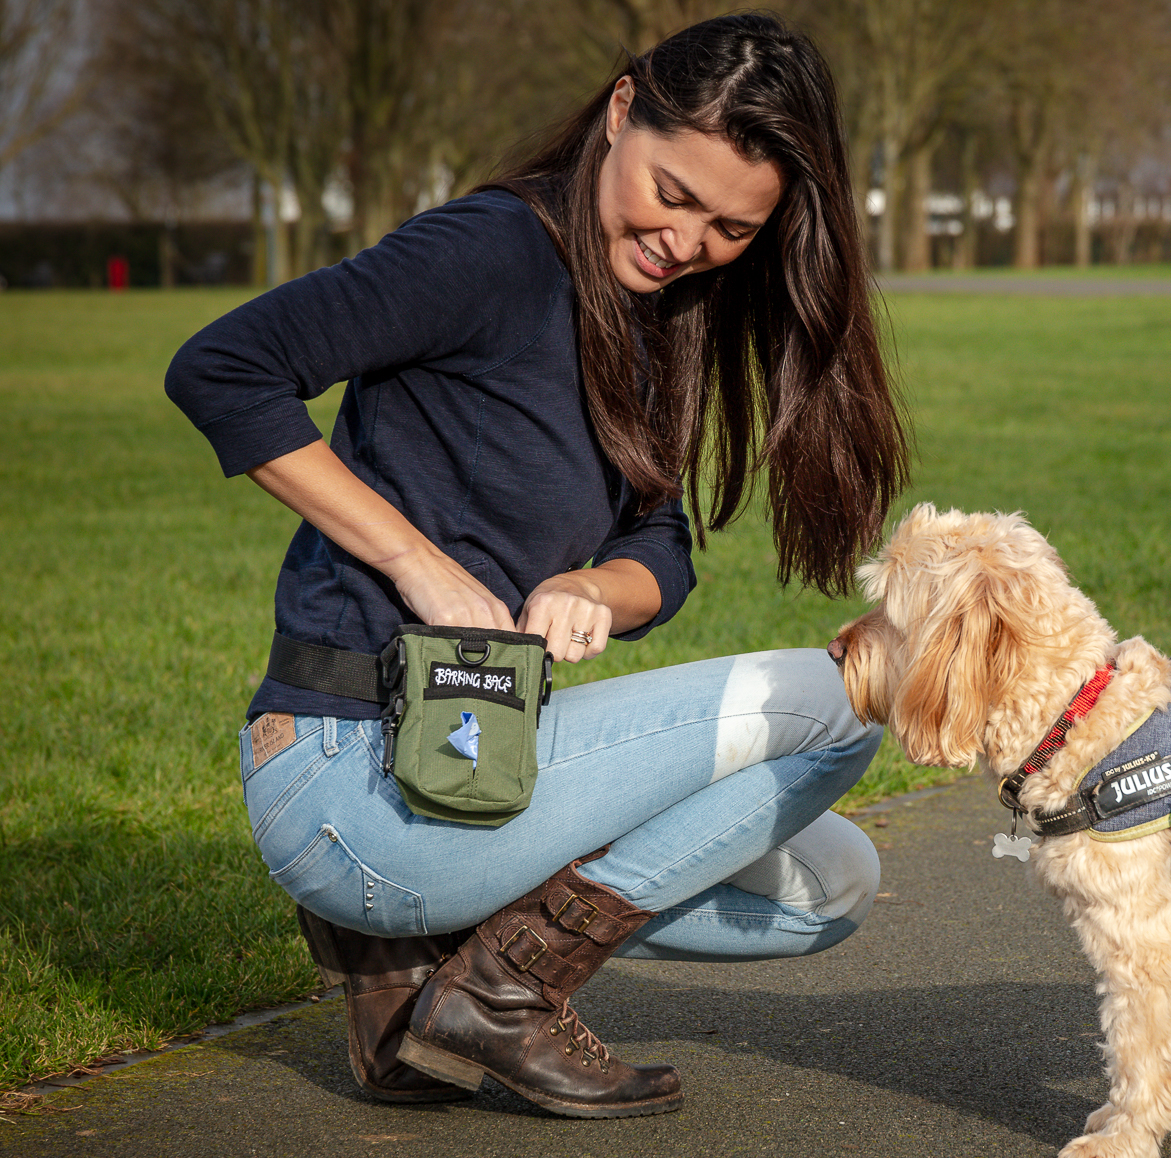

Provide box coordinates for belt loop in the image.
[322,717,339,757]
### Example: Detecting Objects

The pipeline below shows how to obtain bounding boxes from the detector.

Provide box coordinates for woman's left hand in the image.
[516,559,662,663]
[516,572,612,663]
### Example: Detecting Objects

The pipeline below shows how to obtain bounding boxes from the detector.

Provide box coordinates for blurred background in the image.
[3,1,1170,1094]
[2,0,1170,288]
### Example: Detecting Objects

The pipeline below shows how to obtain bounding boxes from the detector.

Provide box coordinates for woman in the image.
[167,13,908,1121]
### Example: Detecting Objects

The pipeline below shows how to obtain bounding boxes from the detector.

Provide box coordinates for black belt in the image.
[266,632,392,704]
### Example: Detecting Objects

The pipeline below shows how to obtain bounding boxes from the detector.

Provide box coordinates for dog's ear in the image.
[892,573,1025,767]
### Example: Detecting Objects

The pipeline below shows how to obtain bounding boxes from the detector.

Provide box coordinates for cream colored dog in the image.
[829,503,1171,1158]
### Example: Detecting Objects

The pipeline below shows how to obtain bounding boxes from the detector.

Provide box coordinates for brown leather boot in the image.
[398,852,684,1119]
[296,906,473,1103]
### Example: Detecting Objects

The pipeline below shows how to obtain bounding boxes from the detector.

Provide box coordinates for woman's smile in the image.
[634,235,681,277]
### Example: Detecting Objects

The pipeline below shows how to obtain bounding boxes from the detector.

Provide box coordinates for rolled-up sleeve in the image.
[592,496,696,641]
[164,194,558,477]
[164,306,331,477]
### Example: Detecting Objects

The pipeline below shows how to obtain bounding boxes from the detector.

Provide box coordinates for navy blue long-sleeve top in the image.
[166,190,696,720]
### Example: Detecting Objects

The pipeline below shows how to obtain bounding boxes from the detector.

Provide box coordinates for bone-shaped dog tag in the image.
[992,831,1033,862]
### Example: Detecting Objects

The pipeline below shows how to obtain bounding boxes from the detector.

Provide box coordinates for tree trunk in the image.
[1072,152,1096,268]
[251,169,267,287]
[954,132,978,270]
[289,146,330,276]
[275,220,293,285]
[361,170,393,251]
[259,176,291,285]
[159,226,176,288]
[901,143,932,271]
[877,135,900,273]
[292,208,323,278]
[1113,182,1136,264]
[347,118,370,255]
[1009,89,1048,270]
[1013,164,1042,269]
[849,134,873,232]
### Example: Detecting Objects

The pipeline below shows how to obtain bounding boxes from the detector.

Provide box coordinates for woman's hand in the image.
[517,573,613,662]
[389,543,515,631]
[516,559,662,663]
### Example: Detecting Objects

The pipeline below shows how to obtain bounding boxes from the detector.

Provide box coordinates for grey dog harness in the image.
[1031,706,1171,841]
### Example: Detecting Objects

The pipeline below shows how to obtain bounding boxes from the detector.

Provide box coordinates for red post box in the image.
[107,255,129,290]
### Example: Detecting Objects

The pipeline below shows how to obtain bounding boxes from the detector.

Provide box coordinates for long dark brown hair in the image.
[482,11,909,595]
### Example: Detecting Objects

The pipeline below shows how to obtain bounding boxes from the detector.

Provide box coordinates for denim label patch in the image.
[251,712,296,767]
[427,661,516,697]
[1092,751,1171,818]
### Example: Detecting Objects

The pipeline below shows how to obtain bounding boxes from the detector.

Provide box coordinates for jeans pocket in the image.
[268,822,426,937]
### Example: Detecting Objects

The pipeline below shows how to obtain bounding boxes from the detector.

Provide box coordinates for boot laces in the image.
[552,1000,610,1069]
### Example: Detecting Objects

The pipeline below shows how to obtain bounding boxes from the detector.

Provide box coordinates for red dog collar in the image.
[998,663,1116,812]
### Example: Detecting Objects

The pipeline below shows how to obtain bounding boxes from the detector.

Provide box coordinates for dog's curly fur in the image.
[831,503,1171,1158]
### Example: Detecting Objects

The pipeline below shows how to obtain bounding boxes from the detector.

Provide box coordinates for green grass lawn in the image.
[2,284,1170,1092]
[883,262,1171,280]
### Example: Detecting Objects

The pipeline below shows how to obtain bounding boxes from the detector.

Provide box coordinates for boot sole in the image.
[353,1069,473,1104]
[398,1033,684,1119]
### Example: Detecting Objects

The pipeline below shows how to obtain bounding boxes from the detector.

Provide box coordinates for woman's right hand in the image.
[387,542,515,631]
[247,439,514,631]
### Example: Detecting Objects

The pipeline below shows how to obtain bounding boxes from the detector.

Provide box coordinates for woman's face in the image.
[597,77,784,294]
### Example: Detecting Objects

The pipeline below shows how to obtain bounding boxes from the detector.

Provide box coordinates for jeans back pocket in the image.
[268,822,426,938]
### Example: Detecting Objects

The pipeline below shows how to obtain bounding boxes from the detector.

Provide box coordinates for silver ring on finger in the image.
[570,630,593,646]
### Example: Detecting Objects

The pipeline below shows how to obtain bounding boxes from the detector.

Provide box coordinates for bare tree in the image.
[811,0,992,271]
[91,0,241,215]
[322,0,438,251]
[1065,1,1171,267]
[114,0,294,281]
[980,0,1168,268]
[983,0,1077,268]
[0,0,88,171]
[16,0,1171,277]
[572,0,727,54]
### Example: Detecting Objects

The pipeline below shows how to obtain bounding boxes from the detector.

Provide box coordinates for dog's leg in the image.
[1083,1101,1115,1135]
[1039,837,1171,1158]
[1057,969,1171,1158]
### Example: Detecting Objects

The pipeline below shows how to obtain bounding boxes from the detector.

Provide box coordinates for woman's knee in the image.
[838,718,883,793]
[812,811,881,927]
[615,814,881,962]
[725,809,880,927]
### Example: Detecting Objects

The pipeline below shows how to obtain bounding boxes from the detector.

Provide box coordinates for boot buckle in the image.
[501,925,548,971]
[552,894,599,933]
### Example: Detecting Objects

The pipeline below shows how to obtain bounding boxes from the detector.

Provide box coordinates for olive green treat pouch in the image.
[379,625,553,826]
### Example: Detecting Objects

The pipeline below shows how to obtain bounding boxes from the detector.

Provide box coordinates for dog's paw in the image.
[1058,1129,1160,1158]
[1084,1103,1115,1134]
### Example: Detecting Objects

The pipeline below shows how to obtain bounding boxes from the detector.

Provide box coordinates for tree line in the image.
[4,0,1170,279]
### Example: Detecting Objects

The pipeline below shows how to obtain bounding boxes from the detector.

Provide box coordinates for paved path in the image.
[6,777,1168,1157]
[879,273,1171,296]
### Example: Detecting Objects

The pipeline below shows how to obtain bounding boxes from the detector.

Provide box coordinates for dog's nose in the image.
[827,637,846,666]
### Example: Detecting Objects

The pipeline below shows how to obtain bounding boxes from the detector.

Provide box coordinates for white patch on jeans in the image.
[710,653,777,783]
[710,650,846,785]
[722,811,879,922]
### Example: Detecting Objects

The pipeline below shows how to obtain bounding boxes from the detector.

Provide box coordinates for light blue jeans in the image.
[240,649,882,962]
